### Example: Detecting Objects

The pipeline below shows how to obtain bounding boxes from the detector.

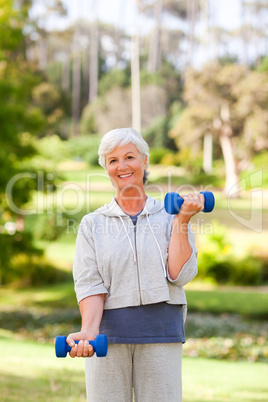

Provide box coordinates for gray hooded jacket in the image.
[73,196,198,315]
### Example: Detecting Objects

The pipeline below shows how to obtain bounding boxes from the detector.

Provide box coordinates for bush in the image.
[8,254,71,287]
[142,116,177,150]
[160,152,179,166]
[149,148,169,164]
[0,231,41,285]
[66,135,101,165]
[0,230,71,286]
[35,135,68,162]
[197,222,266,285]
[175,148,203,173]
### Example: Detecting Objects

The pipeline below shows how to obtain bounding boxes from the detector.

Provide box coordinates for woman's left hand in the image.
[177,193,204,223]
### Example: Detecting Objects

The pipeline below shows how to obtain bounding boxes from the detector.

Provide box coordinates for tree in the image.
[80,83,168,135]
[170,62,268,196]
[0,0,51,283]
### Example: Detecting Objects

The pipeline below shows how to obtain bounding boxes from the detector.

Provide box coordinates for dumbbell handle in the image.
[164,191,215,214]
[55,334,108,358]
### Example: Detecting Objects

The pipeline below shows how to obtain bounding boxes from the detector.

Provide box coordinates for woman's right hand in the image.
[66,331,96,358]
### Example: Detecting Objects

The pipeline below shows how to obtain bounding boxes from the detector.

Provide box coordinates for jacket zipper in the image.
[134,221,143,305]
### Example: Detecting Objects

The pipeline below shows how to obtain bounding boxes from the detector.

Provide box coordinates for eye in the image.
[109,159,116,164]
[127,155,134,160]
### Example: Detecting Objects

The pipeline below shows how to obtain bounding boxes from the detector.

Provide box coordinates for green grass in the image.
[0,334,267,401]
[185,286,268,318]
[0,334,86,402]
[0,283,77,309]
[182,357,268,401]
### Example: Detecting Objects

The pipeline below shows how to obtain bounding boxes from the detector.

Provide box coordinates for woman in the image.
[67,128,204,402]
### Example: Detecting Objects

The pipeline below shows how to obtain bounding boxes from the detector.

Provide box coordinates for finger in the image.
[83,340,90,357]
[180,194,202,214]
[83,342,94,358]
[199,193,205,209]
[69,343,78,358]
[88,344,94,358]
[76,340,84,357]
[66,335,75,348]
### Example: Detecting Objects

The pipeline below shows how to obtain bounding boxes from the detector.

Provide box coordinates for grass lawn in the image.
[182,357,268,401]
[0,334,267,402]
[0,333,86,402]
[185,285,268,318]
[1,282,267,317]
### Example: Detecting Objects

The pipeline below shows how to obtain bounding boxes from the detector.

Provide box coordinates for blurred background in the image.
[0,0,267,400]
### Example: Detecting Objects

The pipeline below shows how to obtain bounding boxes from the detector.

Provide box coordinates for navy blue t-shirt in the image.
[99,211,185,344]
[100,302,185,344]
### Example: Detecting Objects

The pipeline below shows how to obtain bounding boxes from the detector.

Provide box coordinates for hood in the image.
[94,195,164,217]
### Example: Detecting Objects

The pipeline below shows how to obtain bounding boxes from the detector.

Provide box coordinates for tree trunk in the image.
[38,37,48,70]
[62,55,70,92]
[82,48,89,101]
[203,132,213,174]
[131,32,141,132]
[89,20,99,103]
[240,0,249,65]
[147,0,163,72]
[186,0,197,66]
[219,134,240,197]
[218,102,240,197]
[199,0,209,59]
[71,46,81,137]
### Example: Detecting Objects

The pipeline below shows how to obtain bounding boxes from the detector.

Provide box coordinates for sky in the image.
[31,0,242,34]
[29,0,249,67]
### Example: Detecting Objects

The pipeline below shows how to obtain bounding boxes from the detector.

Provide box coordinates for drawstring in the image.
[119,214,167,278]
[146,214,167,278]
[119,216,136,262]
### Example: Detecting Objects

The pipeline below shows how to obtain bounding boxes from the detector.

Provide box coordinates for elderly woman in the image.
[67,128,204,402]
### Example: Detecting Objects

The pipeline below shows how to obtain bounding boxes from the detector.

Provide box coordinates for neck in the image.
[116,187,147,215]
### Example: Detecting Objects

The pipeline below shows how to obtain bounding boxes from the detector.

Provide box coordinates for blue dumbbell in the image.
[55,334,108,358]
[164,191,215,214]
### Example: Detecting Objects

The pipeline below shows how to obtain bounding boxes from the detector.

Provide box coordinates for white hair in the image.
[98,128,150,184]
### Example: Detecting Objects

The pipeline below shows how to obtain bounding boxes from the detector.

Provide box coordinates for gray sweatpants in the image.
[85,343,182,402]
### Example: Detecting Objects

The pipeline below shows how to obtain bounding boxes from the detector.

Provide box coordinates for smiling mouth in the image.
[118,173,133,178]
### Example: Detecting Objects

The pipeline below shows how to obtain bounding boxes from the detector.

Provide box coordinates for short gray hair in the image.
[98,128,150,184]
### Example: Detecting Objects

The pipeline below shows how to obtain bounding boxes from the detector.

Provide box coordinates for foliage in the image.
[7,255,70,287]
[0,231,40,285]
[80,84,168,134]
[29,213,68,242]
[257,56,268,73]
[66,135,101,165]
[0,1,64,285]
[197,222,266,286]
[149,147,170,164]
[184,314,268,363]
[32,81,71,138]
[240,150,268,187]
[142,116,177,150]
[98,68,131,95]
[34,134,68,163]
[0,230,69,286]
[169,62,268,193]
[183,334,267,362]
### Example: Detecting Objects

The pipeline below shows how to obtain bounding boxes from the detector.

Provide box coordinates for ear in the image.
[143,155,148,169]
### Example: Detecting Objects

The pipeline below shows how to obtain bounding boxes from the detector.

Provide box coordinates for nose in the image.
[118,158,128,170]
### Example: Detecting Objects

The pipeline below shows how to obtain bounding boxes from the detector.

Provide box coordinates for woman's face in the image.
[105,143,147,192]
